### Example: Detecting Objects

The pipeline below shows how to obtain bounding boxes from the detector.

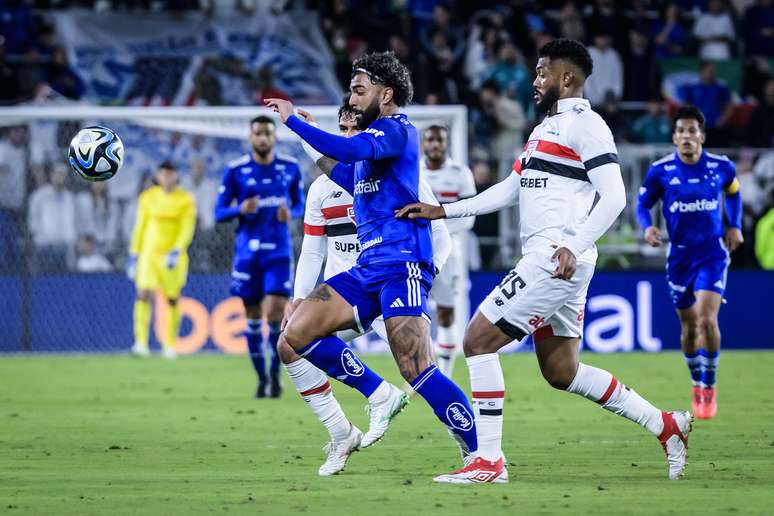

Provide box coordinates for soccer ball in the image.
[68,126,124,182]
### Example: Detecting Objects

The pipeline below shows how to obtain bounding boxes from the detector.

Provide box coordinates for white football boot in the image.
[318,424,363,476]
[161,347,177,360]
[658,410,694,480]
[130,343,150,357]
[360,383,409,448]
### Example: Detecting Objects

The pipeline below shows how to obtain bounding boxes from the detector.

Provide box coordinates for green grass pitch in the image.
[2,352,773,515]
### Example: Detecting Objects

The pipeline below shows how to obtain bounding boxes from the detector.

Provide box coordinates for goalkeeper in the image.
[128,161,197,358]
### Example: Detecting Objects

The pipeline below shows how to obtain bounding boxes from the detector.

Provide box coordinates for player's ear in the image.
[699,130,706,145]
[382,86,394,106]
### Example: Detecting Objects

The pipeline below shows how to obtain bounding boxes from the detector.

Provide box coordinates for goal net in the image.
[0,105,469,353]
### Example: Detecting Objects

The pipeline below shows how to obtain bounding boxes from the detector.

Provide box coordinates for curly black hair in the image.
[538,38,593,78]
[672,104,706,132]
[338,93,357,119]
[352,51,414,107]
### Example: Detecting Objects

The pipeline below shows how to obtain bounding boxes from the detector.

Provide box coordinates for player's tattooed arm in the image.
[386,316,433,381]
[315,157,339,176]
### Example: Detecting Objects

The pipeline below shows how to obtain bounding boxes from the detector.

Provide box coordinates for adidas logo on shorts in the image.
[390,298,405,308]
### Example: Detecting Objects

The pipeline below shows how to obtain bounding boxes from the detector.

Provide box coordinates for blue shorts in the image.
[666,242,729,310]
[230,255,292,305]
[325,261,433,331]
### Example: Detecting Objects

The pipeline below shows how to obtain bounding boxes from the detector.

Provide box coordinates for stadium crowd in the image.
[0,0,773,273]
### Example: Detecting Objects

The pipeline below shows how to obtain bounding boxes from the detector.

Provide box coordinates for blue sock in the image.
[699,349,719,388]
[298,335,383,398]
[267,322,281,379]
[410,365,478,454]
[683,351,702,387]
[246,318,267,383]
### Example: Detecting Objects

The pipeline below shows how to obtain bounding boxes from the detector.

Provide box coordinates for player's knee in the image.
[244,304,262,319]
[437,307,454,327]
[276,338,300,364]
[681,319,700,341]
[137,290,152,302]
[167,298,178,307]
[541,364,574,391]
[697,314,719,337]
[462,326,494,357]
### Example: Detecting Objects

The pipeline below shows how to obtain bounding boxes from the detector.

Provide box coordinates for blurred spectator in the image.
[0,40,21,104]
[45,47,84,100]
[28,166,77,272]
[652,3,688,59]
[464,15,505,90]
[75,234,113,273]
[558,1,586,42]
[482,39,532,113]
[76,180,118,253]
[180,157,217,231]
[0,126,27,214]
[253,67,290,104]
[419,5,464,64]
[585,32,623,106]
[694,0,736,60]
[584,0,628,51]
[631,100,672,143]
[746,78,774,147]
[624,28,655,101]
[755,191,774,269]
[472,79,526,177]
[743,0,774,57]
[678,61,733,143]
[597,91,627,141]
[0,0,37,56]
[423,28,464,104]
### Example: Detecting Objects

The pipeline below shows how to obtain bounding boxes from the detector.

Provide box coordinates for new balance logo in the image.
[390,298,405,308]
[669,177,681,185]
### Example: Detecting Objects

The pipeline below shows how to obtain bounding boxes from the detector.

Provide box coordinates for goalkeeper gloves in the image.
[166,249,180,269]
[126,254,137,280]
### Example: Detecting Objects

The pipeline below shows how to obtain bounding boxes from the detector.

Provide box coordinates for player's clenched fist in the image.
[276,204,290,222]
[644,226,663,247]
[724,227,743,252]
[240,196,259,214]
[264,98,294,123]
[394,202,446,220]
[551,246,577,280]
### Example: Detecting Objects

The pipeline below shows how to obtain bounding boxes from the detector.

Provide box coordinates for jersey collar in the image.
[555,97,590,114]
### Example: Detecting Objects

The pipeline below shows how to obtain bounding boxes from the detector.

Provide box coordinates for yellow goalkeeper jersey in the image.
[130,186,197,256]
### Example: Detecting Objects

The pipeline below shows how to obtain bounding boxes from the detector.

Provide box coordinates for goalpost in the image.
[0,104,470,353]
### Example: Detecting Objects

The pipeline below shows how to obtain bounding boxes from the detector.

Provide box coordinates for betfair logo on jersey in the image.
[520,177,548,188]
[257,196,286,208]
[364,128,385,137]
[354,178,381,194]
[668,198,719,213]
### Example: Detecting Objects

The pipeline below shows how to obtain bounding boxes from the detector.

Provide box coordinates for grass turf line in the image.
[1,352,773,515]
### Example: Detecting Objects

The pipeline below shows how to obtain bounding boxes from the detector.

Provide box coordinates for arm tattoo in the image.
[316,157,338,176]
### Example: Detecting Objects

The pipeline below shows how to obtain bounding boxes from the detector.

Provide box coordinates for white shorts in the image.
[478,253,594,341]
[336,316,388,343]
[431,250,460,308]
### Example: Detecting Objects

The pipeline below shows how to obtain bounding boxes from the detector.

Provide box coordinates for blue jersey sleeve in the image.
[355,116,408,161]
[330,163,355,195]
[636,165,663,231]
[286,115,374,163]
[214,166,241,223]
[288,163,305,218]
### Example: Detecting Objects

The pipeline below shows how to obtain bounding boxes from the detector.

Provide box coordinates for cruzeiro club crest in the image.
[340,348,364,377]
[446,402,473,431]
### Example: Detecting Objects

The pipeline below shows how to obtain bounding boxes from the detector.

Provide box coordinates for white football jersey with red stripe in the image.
[420,158,477,234]
[302,174,359,280]
[513,97,619,263]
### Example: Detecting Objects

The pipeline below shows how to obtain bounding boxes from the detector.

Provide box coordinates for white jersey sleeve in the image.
[446,163,477,233]
[443,173,520,218]
[419,176,451,271]
[561,113,626,258]
[294,177,327,299]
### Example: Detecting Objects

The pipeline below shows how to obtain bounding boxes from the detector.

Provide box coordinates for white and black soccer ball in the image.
[68,126,124,182]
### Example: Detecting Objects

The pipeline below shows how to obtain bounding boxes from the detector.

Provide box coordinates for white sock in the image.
[467,353,505,462]
[436,325,459,377]
[285,358,351,441]
[567,363,664,436]
[366,380,389,404]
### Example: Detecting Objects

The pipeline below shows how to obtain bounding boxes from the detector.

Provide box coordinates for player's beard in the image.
[355,98,381,129]
[535,85,560,114]
[253,146,270,159]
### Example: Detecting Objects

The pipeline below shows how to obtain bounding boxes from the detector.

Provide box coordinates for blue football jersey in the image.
[638,151,736,249]
[330,113,433,268]
[215,153,304,259]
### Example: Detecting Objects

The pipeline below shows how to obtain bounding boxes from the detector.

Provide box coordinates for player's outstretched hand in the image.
[240,196,259,215]
[724,227,743,252]
[296,109,316,125]
[281,298,304,331]
[276,204,290,222]
[264,98,294,123]
[395,202,446,220]
[551,246,576,280]
[644,226,663,247]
